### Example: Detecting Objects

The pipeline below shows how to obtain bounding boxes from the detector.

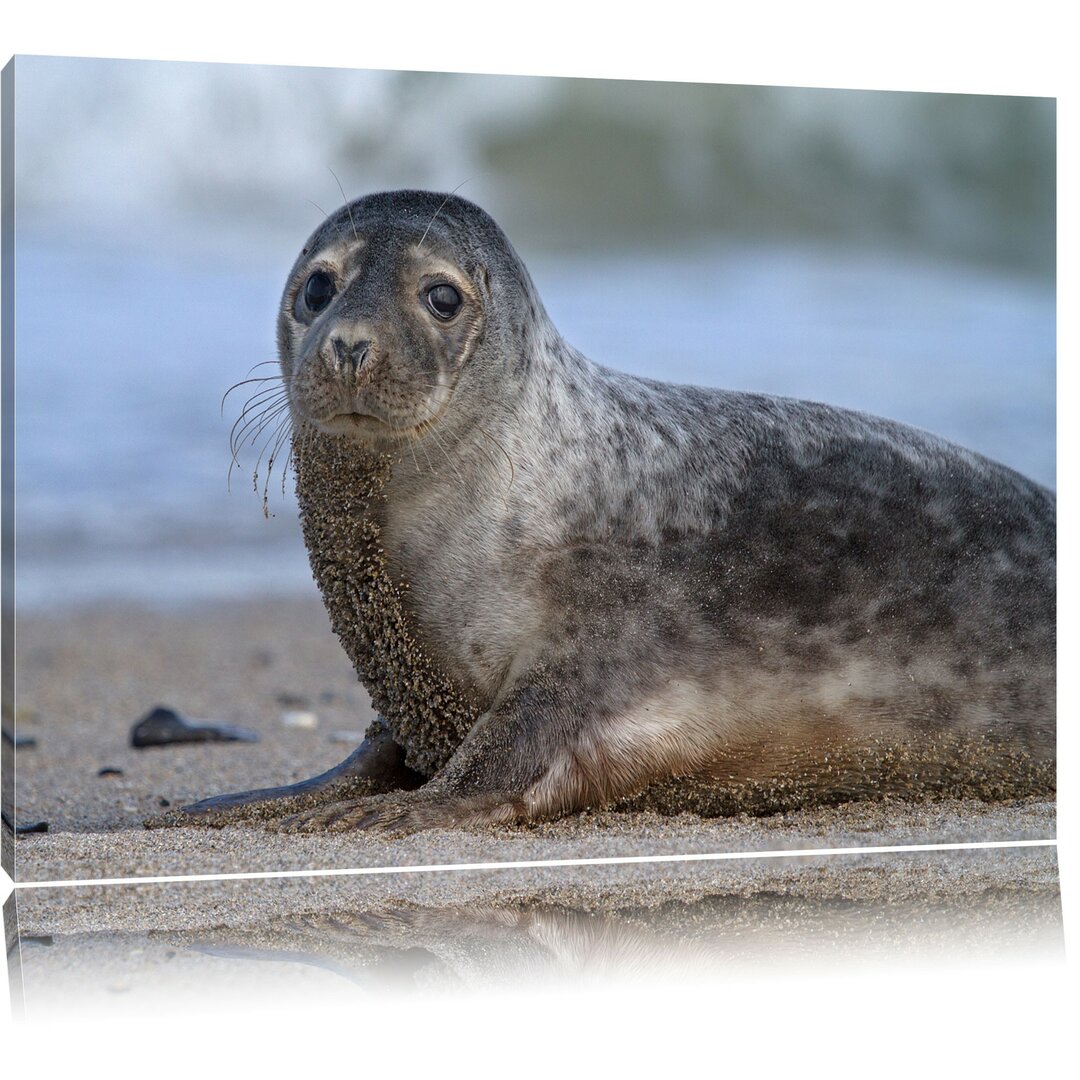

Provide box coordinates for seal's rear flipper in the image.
[144,717,425,829]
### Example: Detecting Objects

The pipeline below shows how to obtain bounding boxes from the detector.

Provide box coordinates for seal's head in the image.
[278,190,540,450]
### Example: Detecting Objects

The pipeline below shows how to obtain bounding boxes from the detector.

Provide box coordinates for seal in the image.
[166,189,1055,835]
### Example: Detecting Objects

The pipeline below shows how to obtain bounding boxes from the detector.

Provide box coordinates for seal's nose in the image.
[331,336,371,376]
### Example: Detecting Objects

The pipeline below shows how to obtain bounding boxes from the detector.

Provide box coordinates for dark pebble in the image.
[275,692,308,708]
[158,797,171,807]
[131,706,259,748]
[2,810,49,835]
[98,766,124,777]
[20,935,54,947]
[2,726,37,748]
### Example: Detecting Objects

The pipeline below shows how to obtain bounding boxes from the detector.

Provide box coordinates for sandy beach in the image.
[6,597,1056,886]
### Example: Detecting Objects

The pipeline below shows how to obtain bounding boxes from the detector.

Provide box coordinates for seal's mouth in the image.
[316,410,390,437]
[314,409,433,448]
[305,383,457,446]
[337,410,383,427]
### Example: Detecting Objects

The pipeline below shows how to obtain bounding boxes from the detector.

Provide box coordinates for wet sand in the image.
[6,844,1063,1015]
[7,598,1056,884]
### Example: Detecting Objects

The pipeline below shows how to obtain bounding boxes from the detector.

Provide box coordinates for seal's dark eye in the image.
[303,270,336,314]
[427,284,462,321]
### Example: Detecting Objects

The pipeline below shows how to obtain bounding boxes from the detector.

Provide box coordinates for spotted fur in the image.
[272,190,1055,833]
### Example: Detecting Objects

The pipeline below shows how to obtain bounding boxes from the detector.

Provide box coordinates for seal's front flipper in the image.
[144,718,425,829]
[276,787,524,835]
[279,661,660,836]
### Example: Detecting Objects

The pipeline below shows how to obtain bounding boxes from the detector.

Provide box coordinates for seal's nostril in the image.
[331,337,371,372]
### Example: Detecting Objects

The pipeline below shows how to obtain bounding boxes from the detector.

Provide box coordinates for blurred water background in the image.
[10,58,1055,610]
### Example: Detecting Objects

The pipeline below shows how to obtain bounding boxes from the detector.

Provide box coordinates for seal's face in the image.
[278,194,488,449]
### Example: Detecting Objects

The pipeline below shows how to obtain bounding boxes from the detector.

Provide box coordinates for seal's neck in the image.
[290,425,482,776]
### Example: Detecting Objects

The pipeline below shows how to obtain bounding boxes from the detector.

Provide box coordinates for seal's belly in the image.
[542,669,1055,816]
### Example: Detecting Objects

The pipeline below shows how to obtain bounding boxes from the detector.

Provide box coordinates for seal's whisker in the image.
[329,167,359,243]
[246,401,292,452]
[260,416,291,481]
[221,375,286,417]
[458,426,512,503]
[229,384,288,434]
[237,384,289,419]
[403,401,444,479]
[413,428,437,477]
[263,415,294,484]
[229,392,290,465]
[418,411,468,488]
[410,393,515,496]
[246,359,285,376]
[231,383,288,428]
[405,428,423,479]
[265,408,293,460]
[261,422,295,516]
[231,400,290,468]
[415,378,505,411]
[280,441,296,497]
[414,384,518,443]
[417,180,471,251]
[476,422,516,494]
[226,387,290,492]
[254,410,295,514]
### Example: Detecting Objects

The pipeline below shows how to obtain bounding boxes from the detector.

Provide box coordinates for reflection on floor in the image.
[5,845,1062,1013]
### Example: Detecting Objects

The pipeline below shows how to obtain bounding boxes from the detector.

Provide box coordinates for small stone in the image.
[276,693,309,708]
[131,706,259,748]
[2,726,37,749]
[98,766,124,777]
[2,809,49,835]
[158,797,171,807]
[281,710,319,729]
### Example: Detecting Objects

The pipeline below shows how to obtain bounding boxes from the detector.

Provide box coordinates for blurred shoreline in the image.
[16,61,1055,277]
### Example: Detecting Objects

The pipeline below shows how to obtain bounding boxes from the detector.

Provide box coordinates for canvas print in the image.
[0,57,1055,885]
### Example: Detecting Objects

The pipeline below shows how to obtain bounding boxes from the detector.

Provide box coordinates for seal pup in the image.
[168,189,1055,834]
